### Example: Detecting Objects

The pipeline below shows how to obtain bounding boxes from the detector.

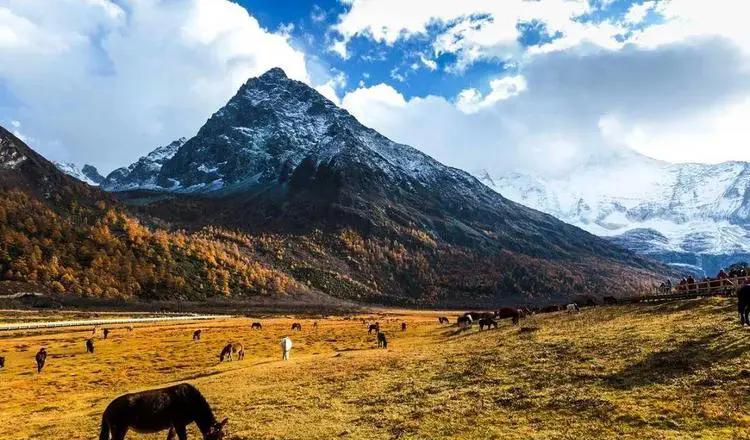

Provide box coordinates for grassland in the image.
[1,298,749,439]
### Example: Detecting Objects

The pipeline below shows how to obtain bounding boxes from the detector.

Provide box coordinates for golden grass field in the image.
[1,298,750,439]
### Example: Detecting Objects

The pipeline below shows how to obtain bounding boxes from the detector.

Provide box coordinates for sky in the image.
[1,0,750,176]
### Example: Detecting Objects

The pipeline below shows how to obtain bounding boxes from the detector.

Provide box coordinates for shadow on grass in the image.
[605,331,750,389]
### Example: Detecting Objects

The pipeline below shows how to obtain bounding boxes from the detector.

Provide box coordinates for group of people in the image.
[659,266,750,294]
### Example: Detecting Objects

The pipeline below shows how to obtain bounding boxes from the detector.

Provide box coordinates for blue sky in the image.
[0,0,749,176]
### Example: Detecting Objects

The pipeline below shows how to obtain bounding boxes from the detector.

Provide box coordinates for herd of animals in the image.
[1,287,750,439]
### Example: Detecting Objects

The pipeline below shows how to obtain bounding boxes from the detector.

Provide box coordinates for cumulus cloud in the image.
[0,0,310,172]
[340,38,750,175]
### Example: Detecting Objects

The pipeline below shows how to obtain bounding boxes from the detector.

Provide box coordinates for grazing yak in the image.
[35,348,47,373]
[368,323,380,334]
[438,316,450,324]
[86,339,95,354]
[291,323,302,331]
[251,322,262,330]
[602,296,618,305]
[193,330,202,341]
[494,307,522,325]
[281,337,293,360]
[103,329,110,339]
[738,284,750,326]
[377,332,388,349]
[219,343,244,362]
[567,304,580,314]
[401,322,407,332]
[99,383,228,440]
[0,356,5,369]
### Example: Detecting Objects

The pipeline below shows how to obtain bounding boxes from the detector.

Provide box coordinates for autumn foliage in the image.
[0,189,294,299]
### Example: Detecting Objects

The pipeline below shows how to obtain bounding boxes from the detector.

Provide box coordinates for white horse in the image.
[280,336,293,360]
[566,303,580,313]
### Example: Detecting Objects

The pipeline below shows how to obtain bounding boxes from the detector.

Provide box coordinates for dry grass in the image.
[1,298,750,439]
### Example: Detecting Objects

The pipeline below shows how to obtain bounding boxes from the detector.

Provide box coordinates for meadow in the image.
[1,298,749,439]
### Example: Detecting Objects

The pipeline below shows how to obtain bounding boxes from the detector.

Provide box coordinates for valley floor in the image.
[1,299,749,439]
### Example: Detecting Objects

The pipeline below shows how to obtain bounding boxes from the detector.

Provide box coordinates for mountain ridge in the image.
[478,153,750,276]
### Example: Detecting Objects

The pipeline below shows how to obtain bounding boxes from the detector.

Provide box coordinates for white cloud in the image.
[341,38,750,175]
[456,75,527,113]
[623,1,654,25]
[0,0,310,172]
[332,0,599,69]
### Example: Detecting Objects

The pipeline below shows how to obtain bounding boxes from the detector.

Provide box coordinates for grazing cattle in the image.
[251,322,262,330]
[438,316,449,324]
[313,321,318,329]
[377,332,388,348]
[193,330,202,341]
[103,329,110,339]
[457,316,472,329]
[463,311,494,322]
[368,323,380,334]
[127,326,134,332]
[219,343,244,362]
[0,356,5,369]
[738,284,750,326]
[280,337,293,360]
[99,383,228,440]
[478,318,498,330]
[566,303,580,313]
[291,323,302,331]
[401,322,407,332]
[35,348,47,373]
[602,296,618,305]
[495,307,521,325]
[86,339,95,354]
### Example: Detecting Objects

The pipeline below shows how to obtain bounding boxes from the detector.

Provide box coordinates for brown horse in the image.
[193,330,202,341]
[251,322,262,330]
[86,338,95,354]
[377,332,388,348]
[738,284,750,326]
[495,307,521,325]
[99,383,227,440]
[291,323,302,331]
[368,323,380,334]
[478,318,498,330]
[35,347,47,373]
[219,343,244,362]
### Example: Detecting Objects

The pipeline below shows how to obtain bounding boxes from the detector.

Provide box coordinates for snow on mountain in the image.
[478,152,750,276]
[53,162,103,186]
[101,137,186,191]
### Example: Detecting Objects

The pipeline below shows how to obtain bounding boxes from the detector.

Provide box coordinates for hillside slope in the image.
[0,126,300,300]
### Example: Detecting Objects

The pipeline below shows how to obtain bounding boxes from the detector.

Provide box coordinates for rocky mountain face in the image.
[478,152,750,277]
[105,68,666,305]
[54,162,104,186]
[101,138,186,191]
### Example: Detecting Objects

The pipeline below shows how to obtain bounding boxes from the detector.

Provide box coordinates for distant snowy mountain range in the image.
[476,152,750,276]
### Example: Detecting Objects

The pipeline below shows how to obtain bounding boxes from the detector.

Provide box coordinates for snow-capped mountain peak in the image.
[53,162,103,186]
[101,137,186,191]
